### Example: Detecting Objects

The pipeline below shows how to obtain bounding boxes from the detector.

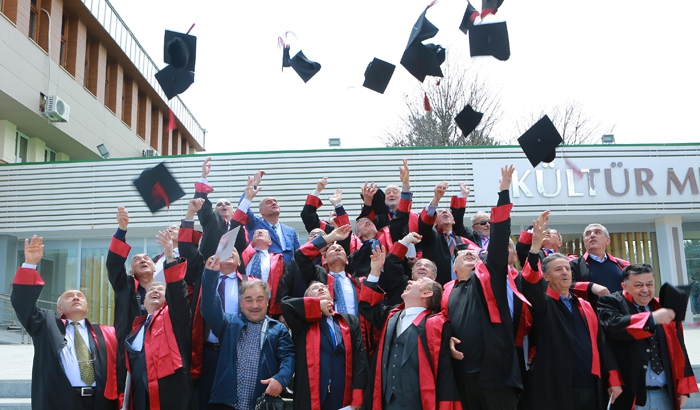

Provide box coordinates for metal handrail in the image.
[0,292,58,344]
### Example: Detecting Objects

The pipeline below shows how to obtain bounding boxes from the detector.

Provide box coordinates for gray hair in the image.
[541,253,569,274]
[583,223,609,238]
[239,279,271,300]
[471,211,490,225]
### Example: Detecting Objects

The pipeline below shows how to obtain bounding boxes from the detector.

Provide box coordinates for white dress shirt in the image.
[329,270,357,315]
[398,307,426,335]
[130,314,151,352]
[61,319,97,387]
[247,248,271,283]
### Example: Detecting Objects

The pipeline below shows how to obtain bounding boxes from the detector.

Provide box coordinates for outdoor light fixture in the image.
[601,134,615,144]
[97,143,111,158]
[328,138,341,147]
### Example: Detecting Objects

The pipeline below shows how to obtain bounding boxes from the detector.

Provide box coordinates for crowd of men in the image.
[11,158,698,410]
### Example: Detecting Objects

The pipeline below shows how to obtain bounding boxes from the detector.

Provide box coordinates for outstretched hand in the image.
[156,230,174,256]
[399,159,410,188]
[24,235,44,265]
[431,181,449,205]
[206,255,221,271]
[326,225,352,243]
[530,210,550,254]
[253,170,266,187]
[458,182,471,198]
[316,177,328,192]
[361,182,378,206]
[328,189,342,206]
[116,206,129,230]
[201,157,212,179]
[245,176,262,201]
[369,245,387,277]
[499,164,515,192]
[401,232,422,245]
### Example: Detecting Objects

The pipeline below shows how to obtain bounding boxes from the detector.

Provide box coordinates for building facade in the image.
[0,144,698,325]
[0,0,205,164]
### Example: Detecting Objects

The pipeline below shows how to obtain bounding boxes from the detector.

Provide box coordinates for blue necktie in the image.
[248,250,264,279]
[560,296,573,313]
[331,273,348,313]
[325,318,337,347]
[218,276,229,309]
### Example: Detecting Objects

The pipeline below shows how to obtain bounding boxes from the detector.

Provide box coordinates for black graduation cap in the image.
[133,162,186,213]
[518,115,563,167]
[659,283,691,322]
[455,105,484,136]
[155,30,197,100]
[406,7,439,47]
[455,243,471,253]
[363,58,396,94]
[290,51,321,83]
[358,188,389,220]
[482,0,505,18]
[459,2,479,34]
[469,21,510,61]
[282,46,291,69]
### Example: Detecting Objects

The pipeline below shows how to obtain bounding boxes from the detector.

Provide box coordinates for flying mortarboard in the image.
[518,115,563,167]
[363,58,396,94]
[401,5,446,83]
[660,283,691,322]
[155,30,197,100]
[290,51,322,83]
[455,105,484,136]
[459,2,479,34]
[133,162,186,213]
[469,21,510,61]
[282,46,291,70]
[406,7,439,47]
[481,0,505,18]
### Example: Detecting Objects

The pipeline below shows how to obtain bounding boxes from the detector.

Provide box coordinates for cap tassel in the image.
[168,109,176,131]
[427,0,439,8]
[152,182,171,210]
[564,157,584,181]
[424,92,432,111]
[481,8,496,19]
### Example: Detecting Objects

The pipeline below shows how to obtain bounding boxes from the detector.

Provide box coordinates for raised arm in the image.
[358,246,396,330]
[158,230,191,339]
[200,256,227,339]
[10,235,48,337]
[452,182,471,238]
[484,165,514,275]
[107,206,132,293]
[300,177,329,233]
[195,157,216,227]
[520,214,549,316]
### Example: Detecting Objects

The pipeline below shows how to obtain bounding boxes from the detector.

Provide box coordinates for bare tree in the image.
[378,57,503,147]
[513,100,613,145]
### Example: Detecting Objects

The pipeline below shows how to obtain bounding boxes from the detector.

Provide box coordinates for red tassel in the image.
[481,8,496,19]
[424,93,432,112]
[436,79,441,86]
[152,182,170,210]
[427,0,438,8]
[186,23,195,35]
[168,109,176,131]
[564,157,584,181]
[471,11,479,22]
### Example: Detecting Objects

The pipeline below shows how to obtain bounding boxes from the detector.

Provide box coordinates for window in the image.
[84,37,91,88]
[59,14,68,67]
[44,148,56,162]
[29,0,39,41]
[15,132,28,163]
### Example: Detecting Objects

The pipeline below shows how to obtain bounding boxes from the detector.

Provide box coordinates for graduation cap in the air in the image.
[401,5,446,82]
[660,283,691,322]
[469,21,510,61]
[518,115,563,167]
[155,30,197,100]
[282,46,291,70]
[290,51,322,83]
[363,58,396,94]
[133,162,186,213]
[455,105,484,136]
[459,2,479,34]
[482,0,505,18]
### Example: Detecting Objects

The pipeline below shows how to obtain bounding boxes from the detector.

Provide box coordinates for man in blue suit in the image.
[238,170,300,264]
[200,255,295,409]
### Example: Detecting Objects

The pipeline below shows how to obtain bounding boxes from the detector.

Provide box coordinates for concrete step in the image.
[0,381,29,399]
[0,398,30,410]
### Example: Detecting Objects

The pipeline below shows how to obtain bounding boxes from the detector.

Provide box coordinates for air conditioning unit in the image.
[142,149,159,157]
[42,95,70,122]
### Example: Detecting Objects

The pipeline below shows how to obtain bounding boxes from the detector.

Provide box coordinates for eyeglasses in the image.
[216,201,231,207]
[474,220,490,226]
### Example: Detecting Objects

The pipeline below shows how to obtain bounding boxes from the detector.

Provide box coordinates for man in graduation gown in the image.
[281,281,368,410]
[124,230,195,410]
[107,206,156,395]
[12,235,118,410]
[520,214,622,410]
[597,264,697,409]
[441,165,522,410]
[359,246,460,410]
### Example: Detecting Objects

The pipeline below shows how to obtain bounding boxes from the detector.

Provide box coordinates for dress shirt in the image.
[61,319,96,387]
[329,271,356,315]
[637,304,667,388]
[398,307,426,335]
[130,314,151,352]
[207,273,239,343]
[588,253,608,263]
[506,282,514,319]
[271,223,286,249]
[247,249,271,283]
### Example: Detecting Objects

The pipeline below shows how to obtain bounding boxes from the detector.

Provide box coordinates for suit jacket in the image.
[194,182,249,261]
[281,296,368,410]
[242,200,300,264]
[124,260,195,410]
[200,267,295,405]
[242,245,285,316]
[597,291,698,410]
[107,235,148,394]
[11,267,118,410]
[521,255,621,410]
[358,281,461,410]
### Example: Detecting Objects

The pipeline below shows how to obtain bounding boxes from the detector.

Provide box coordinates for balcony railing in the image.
[80,0,206,149]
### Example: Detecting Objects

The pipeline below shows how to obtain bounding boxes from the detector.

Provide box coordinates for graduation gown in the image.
[281,296,368,410]
[124,260,195,410]
[11,267,118,410]
[597,291,698,410]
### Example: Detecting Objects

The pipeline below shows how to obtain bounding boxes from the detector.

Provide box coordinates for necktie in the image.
[444,232,456,257]
[325,318,337,347]
[331,273,348,313]
[218,275,229,309]
[72,322,95,386]
[639,306,664,374]
[560,296,573,313]
[481,236,490,249]
[396,311,407,336]
[248,250,263,279]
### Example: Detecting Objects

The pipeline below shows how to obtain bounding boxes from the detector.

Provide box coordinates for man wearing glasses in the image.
[469,212,491,250]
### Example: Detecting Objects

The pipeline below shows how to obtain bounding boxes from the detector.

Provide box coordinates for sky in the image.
[108,0,700,154]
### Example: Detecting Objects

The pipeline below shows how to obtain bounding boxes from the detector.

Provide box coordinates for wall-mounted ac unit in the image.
[42,95,70,122]
[142,149,159,157]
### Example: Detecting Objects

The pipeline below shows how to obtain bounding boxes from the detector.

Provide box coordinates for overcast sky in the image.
[108,0,700,154]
